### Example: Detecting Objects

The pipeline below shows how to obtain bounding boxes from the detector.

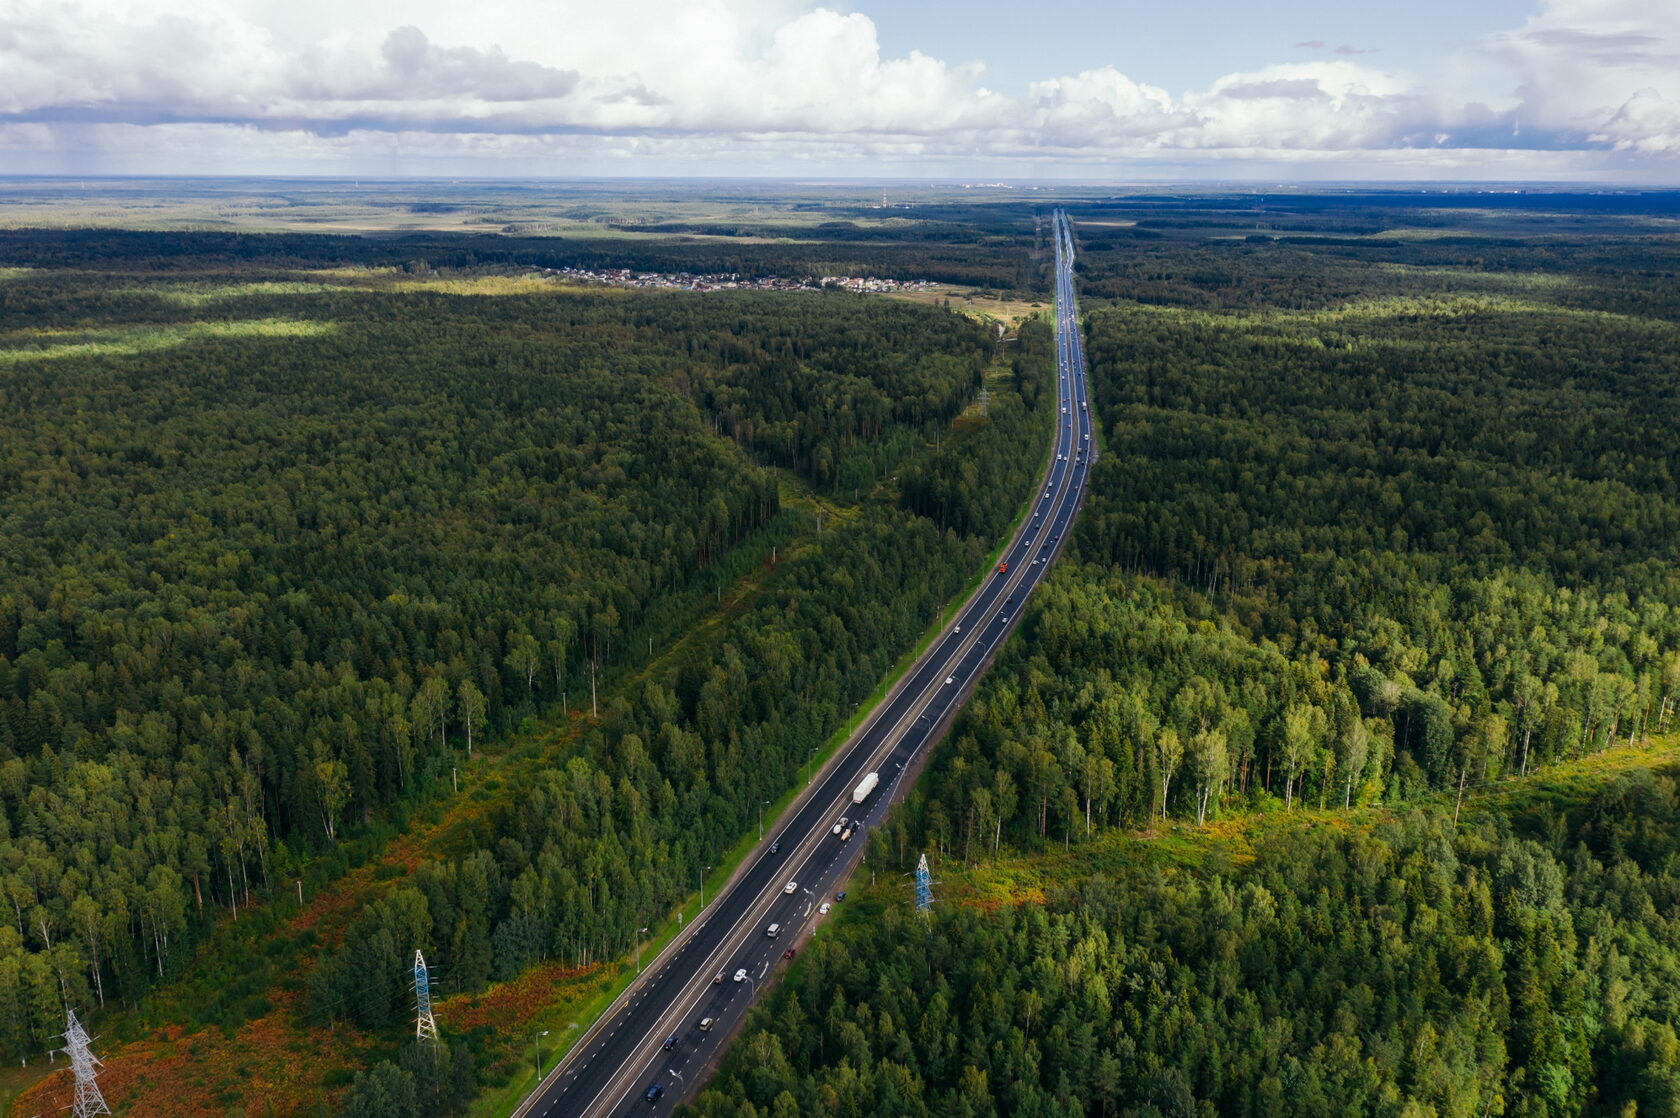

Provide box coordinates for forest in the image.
[693,765,1680,1118]
[900,219,1680,856]
[692,197,1680,1117]
[0,249,1052,1083]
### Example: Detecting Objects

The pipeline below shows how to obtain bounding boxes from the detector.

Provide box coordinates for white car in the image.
[734,968,748,983]
[783,880,798,895]
[832,817,848,835]
[946,675,955,685]
[819,902,831,915]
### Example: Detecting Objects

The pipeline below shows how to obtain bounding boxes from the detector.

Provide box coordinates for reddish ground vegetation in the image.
[442,961,604,1032]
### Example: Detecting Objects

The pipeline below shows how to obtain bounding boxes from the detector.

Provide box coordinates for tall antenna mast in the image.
[915,853,934,914]
[61,1009,111,1118]
[414,950,439,1043]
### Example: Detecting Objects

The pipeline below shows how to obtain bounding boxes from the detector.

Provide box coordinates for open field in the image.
[884,283,1046,330]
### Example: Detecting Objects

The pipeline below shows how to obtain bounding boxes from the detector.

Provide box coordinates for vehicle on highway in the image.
[831,816,848,835]
[645,1084,664,1103]
[699,1016,714,1031]
[766,922,780,937]
[782,948,795,959]
[840,825,853,842]
[819,902,831,915]
[769,840,780,854]
[662,1035,677,1051]
[734,968,748,982]
[783,880,797,894]
[852,772,879,805]
[997,560,1008,574]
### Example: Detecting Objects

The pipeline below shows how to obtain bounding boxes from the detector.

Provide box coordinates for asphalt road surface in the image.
[515,210,1094,1118]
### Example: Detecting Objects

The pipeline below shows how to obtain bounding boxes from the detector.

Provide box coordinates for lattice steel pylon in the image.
[61,1009,111,1118]
[414,950,439,1044]
[915,853,934,914]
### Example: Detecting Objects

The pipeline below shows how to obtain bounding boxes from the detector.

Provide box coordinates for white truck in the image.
[852,771,879,805]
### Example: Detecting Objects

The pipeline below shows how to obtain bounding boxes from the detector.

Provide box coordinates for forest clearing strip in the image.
[942,735,1680,909]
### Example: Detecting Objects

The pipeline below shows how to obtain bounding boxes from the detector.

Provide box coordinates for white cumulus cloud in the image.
[0,0,1676,175]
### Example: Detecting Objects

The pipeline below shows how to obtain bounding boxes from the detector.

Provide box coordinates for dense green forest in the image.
[0,254,1052,1070]
[902,224,1680,855]
[693,766,1680,1118]
[310,308,1055,1037]
[692,199,1680,1117]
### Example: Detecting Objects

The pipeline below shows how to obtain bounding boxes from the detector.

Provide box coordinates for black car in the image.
[645,1084,665,1103]
[769,840,780,854]
[835,891,847,901]
[662,1034,677,1051]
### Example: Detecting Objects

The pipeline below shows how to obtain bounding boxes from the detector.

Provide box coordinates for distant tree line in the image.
[0,226,1037,289]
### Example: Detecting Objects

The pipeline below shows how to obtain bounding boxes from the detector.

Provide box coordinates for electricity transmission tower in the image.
[915,853,934,914]
[414,950,439,1044]
[61,1009,111,1118]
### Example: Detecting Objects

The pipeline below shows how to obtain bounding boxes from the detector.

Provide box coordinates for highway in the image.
[515,209,1094,1118]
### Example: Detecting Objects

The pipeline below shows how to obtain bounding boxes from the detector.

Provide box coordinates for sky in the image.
[1,0,1677,180]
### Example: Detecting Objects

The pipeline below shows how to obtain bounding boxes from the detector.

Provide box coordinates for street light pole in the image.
[701,866,711,910]
[758,799,768,841]
[635,926,649,973]
[532,1029,549,1078]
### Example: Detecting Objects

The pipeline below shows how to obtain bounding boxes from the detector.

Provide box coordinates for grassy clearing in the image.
[1372,262,1580,293]
[938,736,1680,908]
[1109,292,1675,332]
[146,280,358,305]
[0,319,335,364]
[885,285,1046,331]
